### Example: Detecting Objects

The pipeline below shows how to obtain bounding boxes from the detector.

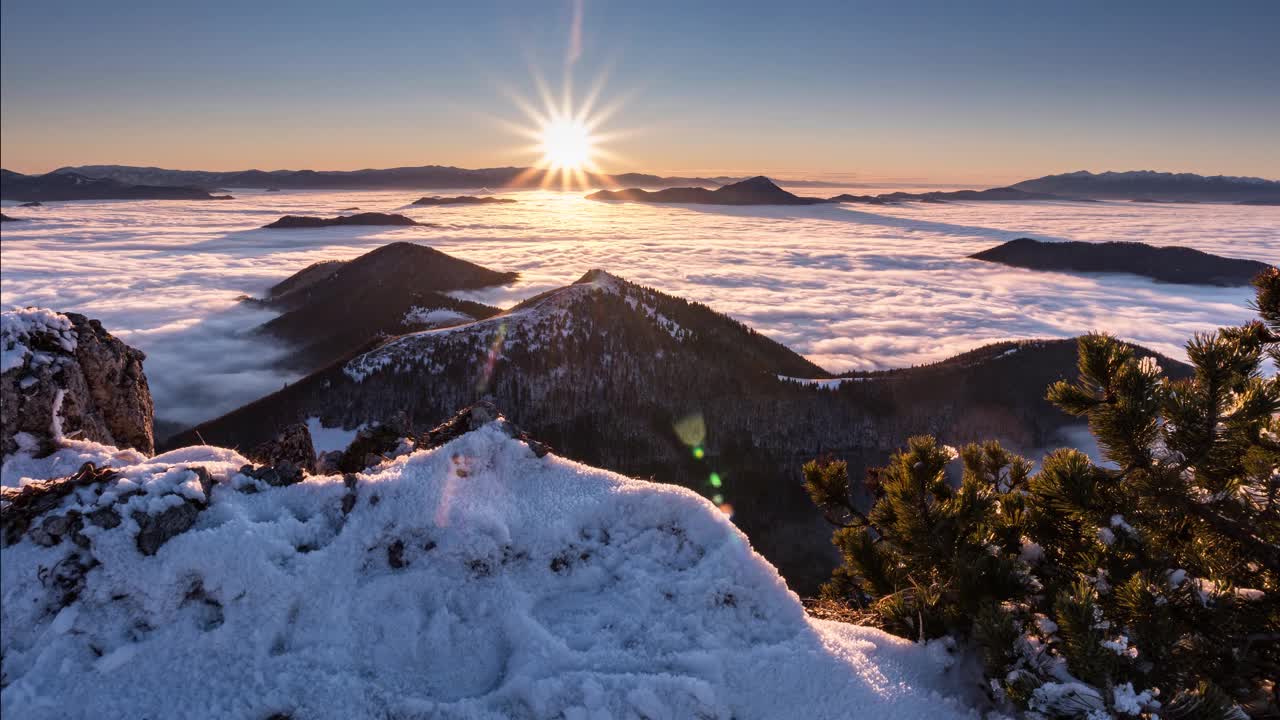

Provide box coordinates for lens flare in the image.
[492,60,632,190]
[538,118,594,171]
[476,323,507,392]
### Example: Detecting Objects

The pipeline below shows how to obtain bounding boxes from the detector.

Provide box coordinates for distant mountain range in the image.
[971,238,1275,287]
[829,187,1075,204]
[1010,170,1280,203]
[166,248,1192,589]
[0,169,231,202]
[7,164,1276,204]
[593,173,1279,207]
[42,164,730,191]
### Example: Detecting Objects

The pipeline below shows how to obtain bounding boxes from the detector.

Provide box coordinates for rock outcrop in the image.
[1,309,154,459]
[245,422,316,476]
[0,420,974,719]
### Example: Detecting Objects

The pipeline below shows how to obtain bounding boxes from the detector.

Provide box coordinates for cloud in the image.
[1,191,1271,424]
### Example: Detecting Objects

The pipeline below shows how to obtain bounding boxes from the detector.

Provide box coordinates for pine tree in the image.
[806,268,1280,719]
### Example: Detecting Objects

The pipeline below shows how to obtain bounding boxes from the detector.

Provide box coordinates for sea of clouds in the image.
[1,187,1274,429]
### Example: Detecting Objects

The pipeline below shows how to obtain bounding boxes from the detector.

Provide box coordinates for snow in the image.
[1,438,148,487]
[1,423,979,719]
[1112,683,1157,716]
[403,307,473,328]
[345,271,645,382]
[305,416,364,454]
[1019,539,1044,564]
[1,307,76,374]
[1099,635,1138,658]
[1029,681,1105,717]
[1109,514,1135,536]
[777,375,854,389]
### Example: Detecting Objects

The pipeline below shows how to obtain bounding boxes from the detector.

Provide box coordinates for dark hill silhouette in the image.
[971,237,1273,287]
[167,269,1191,591]
[256,242,517,370]
[412,195,517,206]
[262,212,424,229]
[0,169,231,202]
[827,194,893,205]
[587,176,834,206]
[1010,170,1280,202]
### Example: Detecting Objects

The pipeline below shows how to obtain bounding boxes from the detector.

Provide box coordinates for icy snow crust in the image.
[2,426,975,719]
[0,307,77,374]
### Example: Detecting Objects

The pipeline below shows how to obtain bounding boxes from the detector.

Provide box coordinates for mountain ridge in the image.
[255,242,517,371]
[1011,170,1280,202]
[49,164,734,191]
[0,169,231,202]
[165,267,1192,589]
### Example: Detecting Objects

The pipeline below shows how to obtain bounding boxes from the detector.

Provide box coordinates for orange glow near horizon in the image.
[497,64,629,190]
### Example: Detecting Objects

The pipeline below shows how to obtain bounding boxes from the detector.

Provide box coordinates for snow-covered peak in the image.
[344,271,678,382]
[1,425,976,719]
[573,267,627,292]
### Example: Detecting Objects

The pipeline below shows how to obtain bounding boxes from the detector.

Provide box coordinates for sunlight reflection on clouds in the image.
[1,188,1272,425]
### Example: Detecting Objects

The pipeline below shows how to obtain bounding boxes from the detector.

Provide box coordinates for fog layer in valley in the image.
[1,187,1273,428]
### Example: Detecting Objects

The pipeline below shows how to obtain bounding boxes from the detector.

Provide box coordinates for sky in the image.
[2,0,1278,184]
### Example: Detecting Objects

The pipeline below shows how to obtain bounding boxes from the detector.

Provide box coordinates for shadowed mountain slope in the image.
[170,270,1191,590]
[255,242,517,371]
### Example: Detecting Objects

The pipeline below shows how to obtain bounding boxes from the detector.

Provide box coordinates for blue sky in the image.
[2,0,1277,182]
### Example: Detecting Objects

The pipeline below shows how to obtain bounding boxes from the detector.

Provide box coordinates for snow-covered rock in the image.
[1,308,154,460]
[1,421,977,720]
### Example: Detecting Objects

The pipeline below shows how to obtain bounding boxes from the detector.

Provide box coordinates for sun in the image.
[495,69,629,189]
[539,117,594,171]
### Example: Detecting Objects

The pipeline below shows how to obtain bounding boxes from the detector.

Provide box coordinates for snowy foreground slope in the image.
[2,425,977,720]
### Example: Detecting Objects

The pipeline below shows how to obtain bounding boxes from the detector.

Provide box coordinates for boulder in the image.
[1,309,154,459]
[246,422,316,474]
